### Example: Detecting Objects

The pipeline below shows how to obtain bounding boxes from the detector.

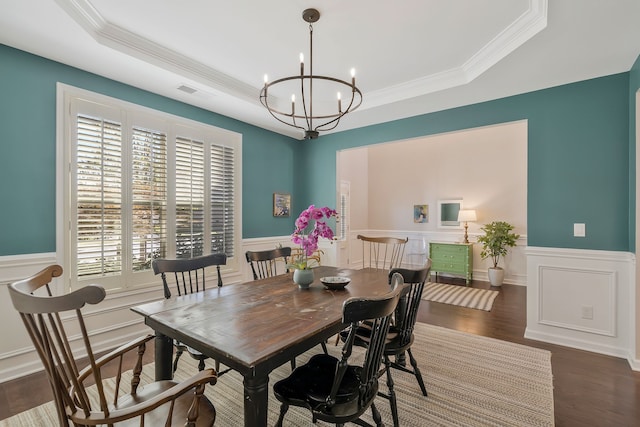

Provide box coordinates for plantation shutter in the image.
[131,126,168,269]
[176,136,205,258]
[211,143,235,255]
[76,114,123,277]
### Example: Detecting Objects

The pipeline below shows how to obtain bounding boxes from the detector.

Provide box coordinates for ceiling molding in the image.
[55,0,547,114]
[55,0,257,104]
[365,0,548,109]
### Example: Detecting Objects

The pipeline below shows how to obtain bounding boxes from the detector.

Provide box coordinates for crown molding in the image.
[55,0,547,115]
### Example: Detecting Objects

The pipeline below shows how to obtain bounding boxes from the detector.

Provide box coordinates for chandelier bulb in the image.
[263,74,268,84]
[300,53,304,64]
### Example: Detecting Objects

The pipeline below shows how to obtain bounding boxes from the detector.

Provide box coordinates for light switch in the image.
[574,223,586,237]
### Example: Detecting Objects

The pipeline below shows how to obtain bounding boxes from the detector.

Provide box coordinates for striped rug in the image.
[422,282,499,311]
[0,323,554,427]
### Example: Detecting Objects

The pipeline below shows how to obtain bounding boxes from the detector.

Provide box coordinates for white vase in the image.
[293,269,314,289]
[488,267,505,287]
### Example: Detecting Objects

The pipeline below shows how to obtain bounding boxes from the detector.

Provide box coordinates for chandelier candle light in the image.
[260,8,363,140]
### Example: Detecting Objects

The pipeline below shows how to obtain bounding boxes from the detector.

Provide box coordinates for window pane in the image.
[211,144,235,255]
[131,126,168,271]
[176,137,205,258]
[76,115,122,277]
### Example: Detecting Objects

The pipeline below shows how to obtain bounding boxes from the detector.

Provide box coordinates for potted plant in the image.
[288,205,337,288]
[476,221,520,287]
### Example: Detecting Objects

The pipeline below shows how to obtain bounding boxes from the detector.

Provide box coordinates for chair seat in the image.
[274,354,374,419]
[109,380,216,427]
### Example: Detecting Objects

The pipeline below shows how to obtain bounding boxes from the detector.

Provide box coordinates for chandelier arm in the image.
[300,75,311,131]
[313,87,362,132]
[260,88,307,132]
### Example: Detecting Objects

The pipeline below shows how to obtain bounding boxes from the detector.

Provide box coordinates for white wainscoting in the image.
[344,229,528,286]
[0,238,292,383]
[2,241,635,383]
[525,246,636,364]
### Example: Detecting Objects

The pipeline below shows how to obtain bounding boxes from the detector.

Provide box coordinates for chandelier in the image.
[260,8,363,140]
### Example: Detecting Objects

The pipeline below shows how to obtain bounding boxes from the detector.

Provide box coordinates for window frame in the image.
[56,84,242,292]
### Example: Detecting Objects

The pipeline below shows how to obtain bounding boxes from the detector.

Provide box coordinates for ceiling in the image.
[2,0,640,140]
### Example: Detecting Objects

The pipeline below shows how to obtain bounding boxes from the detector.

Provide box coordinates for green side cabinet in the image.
[429,242,473,285]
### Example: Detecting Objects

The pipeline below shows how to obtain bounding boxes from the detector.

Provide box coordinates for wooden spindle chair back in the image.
[357,235,408,270]
[245,247,292,280]
[8,265,217,427]
[152,253,227,299]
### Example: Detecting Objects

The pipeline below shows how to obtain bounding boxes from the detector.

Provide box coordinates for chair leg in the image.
[275,403,289,427]
[384,356,400,427]
[320,341,328,354]
[172,346,184,373]
[407,348,428,396]
[370,402,384,427]
[197,356,206,371]
[290,358,296,370]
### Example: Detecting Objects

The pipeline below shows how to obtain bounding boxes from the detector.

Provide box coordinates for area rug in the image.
[422,282,500,311]
[0,323,554,427]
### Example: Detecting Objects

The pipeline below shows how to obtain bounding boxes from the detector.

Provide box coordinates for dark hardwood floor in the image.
[1,277,639,425]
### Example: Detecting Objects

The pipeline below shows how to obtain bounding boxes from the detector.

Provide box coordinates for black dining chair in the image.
[245,247,292,280]
[343,261,432,427]
[273,273,405,427]
[153,253,229,376]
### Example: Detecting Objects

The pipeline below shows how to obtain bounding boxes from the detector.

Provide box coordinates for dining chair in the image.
[273,273,405,427]
[153,253,229,376]
[245,246,292,280]
[8,265,218,427]
[343,260,432,427]
[357,234,408,270]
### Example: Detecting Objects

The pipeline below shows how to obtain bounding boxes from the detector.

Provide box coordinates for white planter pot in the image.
[488,267,505,287]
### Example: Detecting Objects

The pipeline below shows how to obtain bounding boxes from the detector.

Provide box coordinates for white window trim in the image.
[56,83,242,292]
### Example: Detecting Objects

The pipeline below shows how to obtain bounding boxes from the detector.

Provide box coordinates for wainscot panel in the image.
[525,246,635,367]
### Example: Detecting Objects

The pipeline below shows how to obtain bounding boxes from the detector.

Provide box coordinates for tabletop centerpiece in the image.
[289,205,337,288]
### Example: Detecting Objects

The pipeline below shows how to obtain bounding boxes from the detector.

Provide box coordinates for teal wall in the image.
[0,44,297,256]
[0,44,636,255]
[299,73,632,251]
[629,55,640,252]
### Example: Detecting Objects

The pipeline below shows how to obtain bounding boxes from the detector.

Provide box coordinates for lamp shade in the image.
[457,209,477,222]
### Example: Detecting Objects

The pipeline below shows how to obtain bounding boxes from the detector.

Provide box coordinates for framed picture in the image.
[273,192,291,217]
[413,204,428,223]
[437,199,463,228]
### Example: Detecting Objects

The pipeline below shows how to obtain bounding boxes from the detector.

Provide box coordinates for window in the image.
[59,85,241,291]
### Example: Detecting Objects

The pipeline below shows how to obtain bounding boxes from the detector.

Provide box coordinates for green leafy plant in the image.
[477,221,520,268]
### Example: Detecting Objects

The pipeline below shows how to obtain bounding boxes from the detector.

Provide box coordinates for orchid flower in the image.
[289,205,337,269]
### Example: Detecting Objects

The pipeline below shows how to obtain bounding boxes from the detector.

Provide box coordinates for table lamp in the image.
[457,209,477,244]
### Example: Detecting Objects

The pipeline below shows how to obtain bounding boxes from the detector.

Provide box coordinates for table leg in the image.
[243,374,269,427]
[155,333,173,380]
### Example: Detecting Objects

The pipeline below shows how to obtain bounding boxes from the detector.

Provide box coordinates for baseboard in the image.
[524,327,629,360]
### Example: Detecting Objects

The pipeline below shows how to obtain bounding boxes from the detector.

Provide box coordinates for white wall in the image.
[338,120,528,284]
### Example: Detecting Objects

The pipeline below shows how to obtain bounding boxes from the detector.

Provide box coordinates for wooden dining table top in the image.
[131,266,391,376]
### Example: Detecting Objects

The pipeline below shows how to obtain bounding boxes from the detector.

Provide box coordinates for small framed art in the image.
[413,204,429,223]
[273,192,291,217]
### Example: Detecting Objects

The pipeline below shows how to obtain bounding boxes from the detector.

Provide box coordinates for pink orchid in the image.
[289,205,337,269]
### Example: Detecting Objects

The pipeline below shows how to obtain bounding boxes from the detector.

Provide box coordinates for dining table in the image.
[131,265,391,427]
